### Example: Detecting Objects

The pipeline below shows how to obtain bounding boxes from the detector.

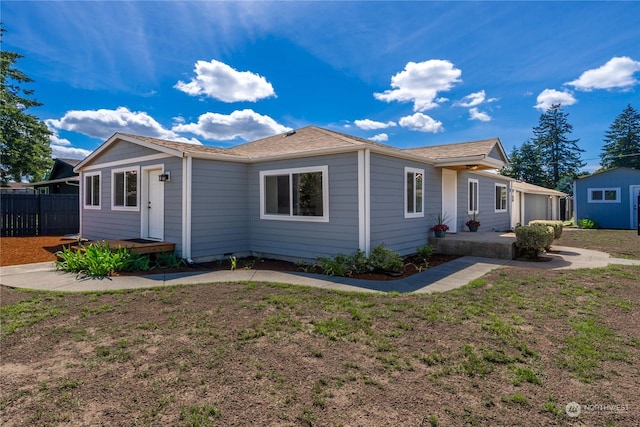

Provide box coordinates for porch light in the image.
[158,172,170,182]
[465,165,479,170]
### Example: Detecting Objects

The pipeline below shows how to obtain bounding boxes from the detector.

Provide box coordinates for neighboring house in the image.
[29,158,81,194]
[573,167,640,229]
[0,182,35,194]
[74,126,556,263]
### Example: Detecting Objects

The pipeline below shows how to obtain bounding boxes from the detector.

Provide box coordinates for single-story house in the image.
[74,126,562,263]
[573,167,640,229]
[29,158,81,194]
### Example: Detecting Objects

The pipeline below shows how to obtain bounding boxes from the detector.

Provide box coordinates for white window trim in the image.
[83,171,101,210]
[495,183,508,212]
[111,166,140,212]
[588,187,621,203]
[468,178,479,214]
[404,167,425,218]
[259,165,329,222]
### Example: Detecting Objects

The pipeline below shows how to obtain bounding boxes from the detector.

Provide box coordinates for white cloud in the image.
[46,107,200,144]
[51,145,92,160]
[469,108,492,122]
[49,133,71,146]
[374,60,462,112]
[175,59,276,102]
[369,133,389,142]
[354,119,397,130]
[171,109,292,141]
[566,56,640,91]
[398,113,444,133]
[534,89,577,111]
[455,90,487,108]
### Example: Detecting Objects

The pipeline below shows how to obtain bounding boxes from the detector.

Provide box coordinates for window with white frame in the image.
[495,183,507,212]
[588,187,620,203]
[112,168,139,210]
[84,172,101,209]
[405,167,424,218]
[260,166,328,221]
[468,178,479,214]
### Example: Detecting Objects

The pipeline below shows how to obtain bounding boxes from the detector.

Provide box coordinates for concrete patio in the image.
[428,231,517,260]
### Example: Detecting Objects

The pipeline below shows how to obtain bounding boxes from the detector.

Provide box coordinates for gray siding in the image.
[575,168,640,229]
[90,140,161,165]
[458,172,511,232]
[248,153,360,261]
[190,159,250,260]
[369,154,439,255]
[81,156,184,247]
[488,145,505,162]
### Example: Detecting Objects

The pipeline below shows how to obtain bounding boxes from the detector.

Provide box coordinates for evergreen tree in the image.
[600,104,640,170]
[500,141,547,186]
[0,25,52,184]
[531,104,584,189]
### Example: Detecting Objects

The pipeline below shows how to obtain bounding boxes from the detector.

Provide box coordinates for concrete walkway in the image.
[1,245,639,294]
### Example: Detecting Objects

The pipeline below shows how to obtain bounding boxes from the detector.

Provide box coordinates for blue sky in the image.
[4,1,640,171]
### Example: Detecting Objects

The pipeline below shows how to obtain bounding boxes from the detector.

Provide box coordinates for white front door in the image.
[631,185,640,230]
[143,168,164,240]
[442,169,457,232]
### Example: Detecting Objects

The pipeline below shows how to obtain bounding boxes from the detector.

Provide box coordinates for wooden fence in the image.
[1,194,79,236]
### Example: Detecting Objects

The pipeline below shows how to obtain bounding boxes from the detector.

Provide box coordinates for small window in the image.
[38,187,49,195]
[405,167,424,218]
[468,179,479,214]
[588,187,620,203]
[260,166,328,222]
[495,184,507,212]
[84,172,101,209]
[112,168,139,210]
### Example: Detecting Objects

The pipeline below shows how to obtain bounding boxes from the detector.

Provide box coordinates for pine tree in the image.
[600,104,640,170]
[500,141,547,186]
[0,26,52,184]
[531,104,584,189]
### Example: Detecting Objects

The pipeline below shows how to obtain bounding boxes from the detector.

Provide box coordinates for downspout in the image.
[182,156,193,263]
[358,149,371,255]
[78,172,83,237]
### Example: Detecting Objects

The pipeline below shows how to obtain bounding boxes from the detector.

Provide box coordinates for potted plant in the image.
[465,213,480,232]
[431,214,449,238]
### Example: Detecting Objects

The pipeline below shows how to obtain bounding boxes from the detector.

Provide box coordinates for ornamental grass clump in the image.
[514,225,555,259]
[56,243,151,277]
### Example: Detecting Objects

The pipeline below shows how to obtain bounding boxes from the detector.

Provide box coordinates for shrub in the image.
[514,225,554,259]
[416,244,435,261]
[369,244,404,273]
[316,253,350,277]
[528,220,563,239]
[347,249,371,274]
[578,218,598,229]
[155,251,186,269]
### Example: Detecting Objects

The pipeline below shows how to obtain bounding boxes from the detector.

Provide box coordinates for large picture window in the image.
[468,178,479,214]
[405,167,424,218]
[588,187,620,203]
[260,166,328,221]
[84,172,101,209]
[495,183,507,212]
[112,168,139,210]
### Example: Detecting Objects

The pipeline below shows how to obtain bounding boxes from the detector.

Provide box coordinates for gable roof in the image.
[403,138,508,170]
[75,126,509,171]
[576,167,640,181]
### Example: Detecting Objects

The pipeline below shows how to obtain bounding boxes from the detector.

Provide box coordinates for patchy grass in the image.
[556,229,640,259]
[2,262,639,425]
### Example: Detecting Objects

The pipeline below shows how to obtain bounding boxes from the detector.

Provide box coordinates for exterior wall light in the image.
[159,172,170,182]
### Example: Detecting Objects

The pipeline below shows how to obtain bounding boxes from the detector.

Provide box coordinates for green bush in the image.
[155,251,186,269]
[316,244,404,276]
[416,244,435,261]
[514,225,554,259]
[528,220,564,239]
[369,244,404,273]
[55,243,151,277]
[578,218,598,229]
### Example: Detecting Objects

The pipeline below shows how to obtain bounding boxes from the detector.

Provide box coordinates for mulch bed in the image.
[1,235,459,281]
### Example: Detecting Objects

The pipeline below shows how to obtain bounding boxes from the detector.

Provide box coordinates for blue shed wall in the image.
[575,168,640,229]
